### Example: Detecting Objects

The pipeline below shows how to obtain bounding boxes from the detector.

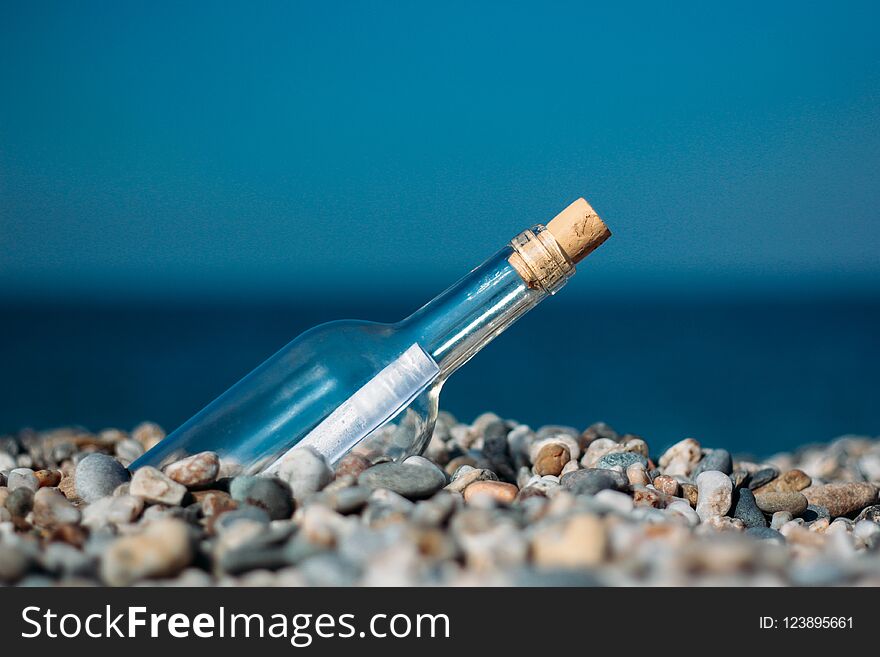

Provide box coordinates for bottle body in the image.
[130,229,572,475]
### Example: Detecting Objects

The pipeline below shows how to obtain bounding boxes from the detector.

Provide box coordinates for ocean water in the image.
[1,296,878,458]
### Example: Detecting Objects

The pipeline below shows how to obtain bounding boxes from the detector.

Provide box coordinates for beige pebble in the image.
[164,452,220,488]
[531,514,606,567]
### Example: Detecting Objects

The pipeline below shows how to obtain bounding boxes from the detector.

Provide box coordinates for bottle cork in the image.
[546,197,611,264]
[508,197,611,293]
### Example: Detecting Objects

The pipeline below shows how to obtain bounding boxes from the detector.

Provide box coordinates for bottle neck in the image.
[400,227,573,377]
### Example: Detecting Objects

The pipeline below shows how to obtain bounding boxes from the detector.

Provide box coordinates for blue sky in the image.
[2,1,879,301]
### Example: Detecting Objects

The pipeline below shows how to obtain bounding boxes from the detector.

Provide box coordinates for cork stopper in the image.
[546,198,611,264]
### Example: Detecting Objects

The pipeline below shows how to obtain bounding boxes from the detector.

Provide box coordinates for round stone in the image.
[229,475,294,520]
[755,491,808,516]
[357,462,446,500]
[692,449,733,478]
[75,454,130,503]
[560,468,629,496]
[463,480,518,505]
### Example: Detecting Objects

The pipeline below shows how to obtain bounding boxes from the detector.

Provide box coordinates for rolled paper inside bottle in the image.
[546,197,611,264]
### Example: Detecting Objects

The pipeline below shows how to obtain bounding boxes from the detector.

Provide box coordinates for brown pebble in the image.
[58,474,78,501]
[463,480,518,504]
[803,482,879,518]
[194,490,238,517]
[652,474,680,497]
[533,443,570,477]
[335,453,372,479]
[755,491,808,516]
[34,470,62,488]
[681,483,699,508]
[754,469,812,494]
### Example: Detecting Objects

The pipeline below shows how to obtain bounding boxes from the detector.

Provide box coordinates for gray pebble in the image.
[358,462,446,500]
[0,544,30,583]
[214,506,271,532]
[745,526,786,543]
[748,467,780,490]
[6,487,34,517]
[229,475,294,520]
[733,488,768,528]
[802,504,831,523]
[273,447,334,500]
[692,449,733,478]
[7,468,39,492]
[76,454,130,503]
[560,468,629,496]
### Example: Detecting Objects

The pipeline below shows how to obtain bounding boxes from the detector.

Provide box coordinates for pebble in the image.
[695,471,733,521]
[6,487,34,517]
[531,514,606,568]
[732,488,767,528]
[115,438,145,463]
[7,468,39,492]
[771,511,793,530]
[753,469,811,494]
[445,466,497,493]
[855,505,880,523]
[658,438,701,477]
[335,453,372,478]
[802,504,830,523]
[32,488,81,527]
[692,449,733,478]
[229,475,294,520]
[130,466,188,506]
[745,527,785,543]
[75,454,130,502]
[164,451,220,488]
[626,463,650,486]
[34,469,62,488]
[0,544,30,583]
[560,468,629,496]
[652,474,680,497]
[533,442,570,476]
[358,462,446,500]
[463,481,518,505]
[596,451,648,471]
[755,492,808,516]
[803,483,879,518]
[681,483,699,507]
[273,447,334,500]
[315,485,371,514]
[132,422,165,451]
[666,500,700,526]
[101,518,193,586]
[747,467,780,490]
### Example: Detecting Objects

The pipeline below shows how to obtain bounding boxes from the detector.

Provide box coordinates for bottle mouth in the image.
[507,224,575,295]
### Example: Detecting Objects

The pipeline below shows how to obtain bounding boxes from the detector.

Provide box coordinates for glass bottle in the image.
[130,198,610,475]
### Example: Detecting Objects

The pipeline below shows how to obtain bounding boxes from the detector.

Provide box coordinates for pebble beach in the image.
[1,414,879,586]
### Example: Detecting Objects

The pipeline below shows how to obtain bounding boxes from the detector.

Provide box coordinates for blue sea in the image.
[1,296,878,459]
